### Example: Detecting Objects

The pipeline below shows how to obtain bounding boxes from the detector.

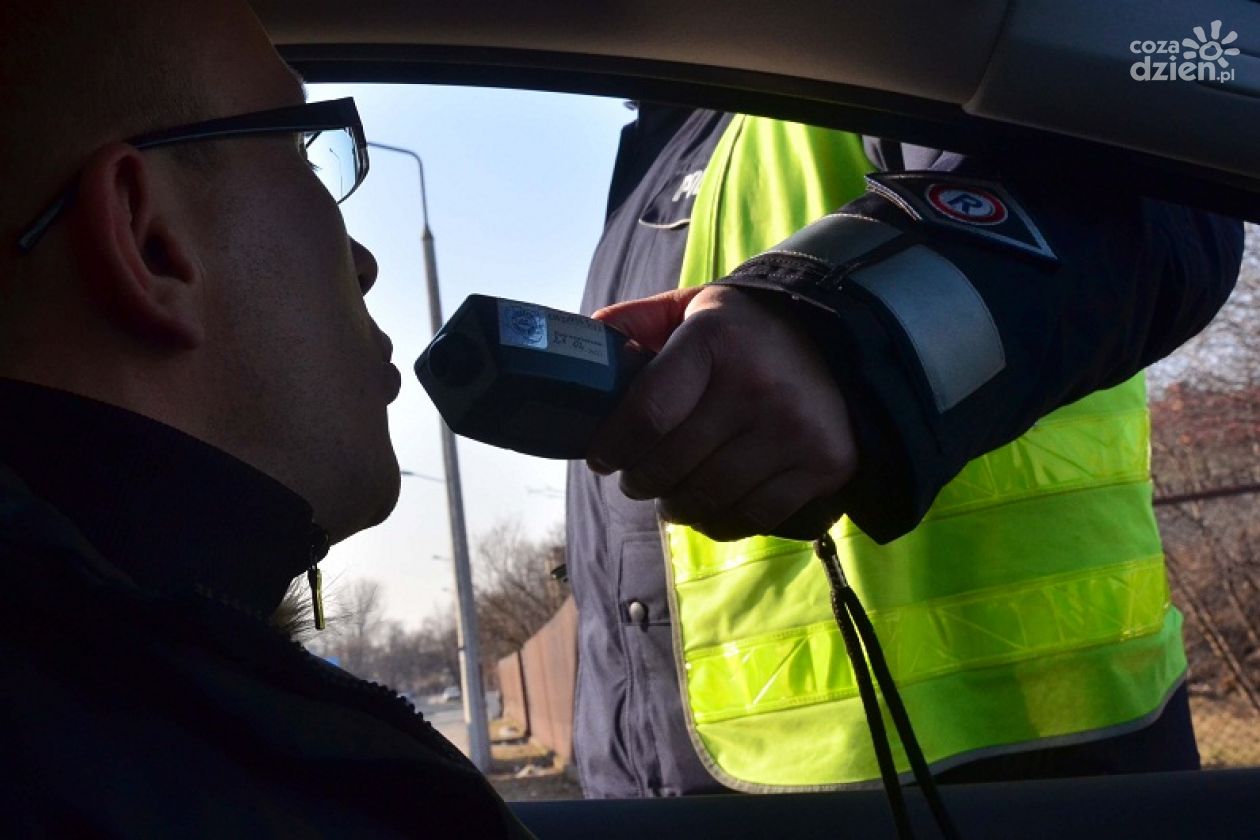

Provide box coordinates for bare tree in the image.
[299,577,463,698]
[1147,222,1260,767]
[420,609,461,688]
[283,519,571,700]
[344,579,385,644]
[297,577,386,673]
[474,520,569,665]
[1149,224,1260,397]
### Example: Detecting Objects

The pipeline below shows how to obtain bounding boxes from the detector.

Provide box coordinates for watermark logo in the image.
[1131,20,1241,82]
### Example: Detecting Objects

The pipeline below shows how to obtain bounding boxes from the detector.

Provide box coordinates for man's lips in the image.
[379,329,395,363]
[376,327,400,402]
[386,362,403,402]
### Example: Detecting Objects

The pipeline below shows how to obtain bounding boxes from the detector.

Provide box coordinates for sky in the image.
[304,81,1258,635]
[310,83,634,630]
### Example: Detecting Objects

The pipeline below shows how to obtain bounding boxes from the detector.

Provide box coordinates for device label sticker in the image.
[498,300,609,365]
[499,302,548,350]
[548,312,610,365]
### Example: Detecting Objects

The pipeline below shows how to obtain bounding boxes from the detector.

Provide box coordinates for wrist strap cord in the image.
[814,533,962,840]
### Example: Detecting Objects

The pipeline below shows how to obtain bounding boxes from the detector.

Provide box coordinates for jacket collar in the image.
[0,378,326,617]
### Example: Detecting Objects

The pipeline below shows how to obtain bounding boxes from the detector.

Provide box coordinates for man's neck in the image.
[0,377,325,617]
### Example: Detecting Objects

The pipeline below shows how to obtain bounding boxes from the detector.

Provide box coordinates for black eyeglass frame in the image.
[16,97,368,253]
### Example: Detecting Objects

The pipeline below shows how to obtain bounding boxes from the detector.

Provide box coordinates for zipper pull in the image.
[813,531,848,589]
[307,564,326,631]
[813,530,961,840]
[308,523,331,632]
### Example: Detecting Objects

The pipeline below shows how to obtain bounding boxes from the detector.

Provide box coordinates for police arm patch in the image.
[865,172,1059,264]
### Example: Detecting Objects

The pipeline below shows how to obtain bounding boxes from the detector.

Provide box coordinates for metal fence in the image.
[496,596,578,764]
[499,648,529,734]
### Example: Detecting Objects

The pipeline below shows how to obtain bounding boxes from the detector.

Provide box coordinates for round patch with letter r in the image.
[925,183,1009,225]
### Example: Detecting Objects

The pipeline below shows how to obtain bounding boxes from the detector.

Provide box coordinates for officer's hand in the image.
[585,284,858,542]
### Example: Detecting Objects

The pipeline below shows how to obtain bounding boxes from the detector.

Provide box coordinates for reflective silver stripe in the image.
[849,245,1005,412]
[761,213,900,268]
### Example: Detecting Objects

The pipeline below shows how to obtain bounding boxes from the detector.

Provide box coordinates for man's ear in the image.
[70,142,205,350]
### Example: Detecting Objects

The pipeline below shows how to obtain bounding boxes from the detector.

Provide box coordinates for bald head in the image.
[0,1,300,254]
[0,1,400,542]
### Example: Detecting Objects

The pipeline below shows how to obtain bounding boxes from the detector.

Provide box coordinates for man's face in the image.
[185,5,401,540]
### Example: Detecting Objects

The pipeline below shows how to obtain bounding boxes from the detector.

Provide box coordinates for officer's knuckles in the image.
[754,394,809,431]
[656,491,715,526]
[814,446,858,489]
[690,516,757,543]
[618,387,677,446]
[732,504,780,537]
[620,463,675,500]
[727,361,792,405]
[722,337,825,405]
[801,402,858,483]
[768,502,838,541]
[679,305,768,364]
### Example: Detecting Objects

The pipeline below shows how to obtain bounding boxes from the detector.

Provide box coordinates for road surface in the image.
[420,702,469,756]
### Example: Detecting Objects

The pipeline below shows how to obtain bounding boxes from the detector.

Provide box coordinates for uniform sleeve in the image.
[715,139,1245,543]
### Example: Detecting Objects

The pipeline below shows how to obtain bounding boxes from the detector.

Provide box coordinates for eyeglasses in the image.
[16,97,369,253]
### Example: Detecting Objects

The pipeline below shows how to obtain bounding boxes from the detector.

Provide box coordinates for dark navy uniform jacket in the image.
[0,380,530,837]
[566,105,1244,797]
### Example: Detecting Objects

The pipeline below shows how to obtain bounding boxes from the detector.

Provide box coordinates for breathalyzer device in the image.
[415,295,652,459]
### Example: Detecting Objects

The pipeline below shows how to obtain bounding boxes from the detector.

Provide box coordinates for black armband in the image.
[713,172,1063,541]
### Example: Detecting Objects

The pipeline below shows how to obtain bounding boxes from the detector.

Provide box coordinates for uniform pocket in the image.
[617,533,671,627]
[637,166,705,230]
[618,533,692,792]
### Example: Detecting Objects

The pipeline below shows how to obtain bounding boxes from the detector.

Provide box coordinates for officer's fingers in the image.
[771,498,845,542]
[654,433,784,524]
[734,473,841,540]
[586,328,715,474]
[663,409,849,540]
[618,396,747,501]
[592,286,705,354]
[708,470,833,542]
[689,513,765,544]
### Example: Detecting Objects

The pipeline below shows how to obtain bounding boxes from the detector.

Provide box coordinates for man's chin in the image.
[322,456,402,544]
[362,452,403,526]
[370,465,403,527]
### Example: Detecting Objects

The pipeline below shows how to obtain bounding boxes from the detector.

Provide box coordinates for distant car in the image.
[440,685,462,703]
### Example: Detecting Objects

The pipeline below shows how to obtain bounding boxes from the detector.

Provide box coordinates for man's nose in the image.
[351,237,379,295]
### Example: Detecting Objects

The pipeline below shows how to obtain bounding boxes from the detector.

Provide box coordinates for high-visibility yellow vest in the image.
[664,115,1187,791]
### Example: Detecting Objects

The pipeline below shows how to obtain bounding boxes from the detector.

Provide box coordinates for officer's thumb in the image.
[592,287,704,354]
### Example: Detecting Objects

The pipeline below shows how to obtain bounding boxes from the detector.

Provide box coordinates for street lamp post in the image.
[371,141,492,772]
